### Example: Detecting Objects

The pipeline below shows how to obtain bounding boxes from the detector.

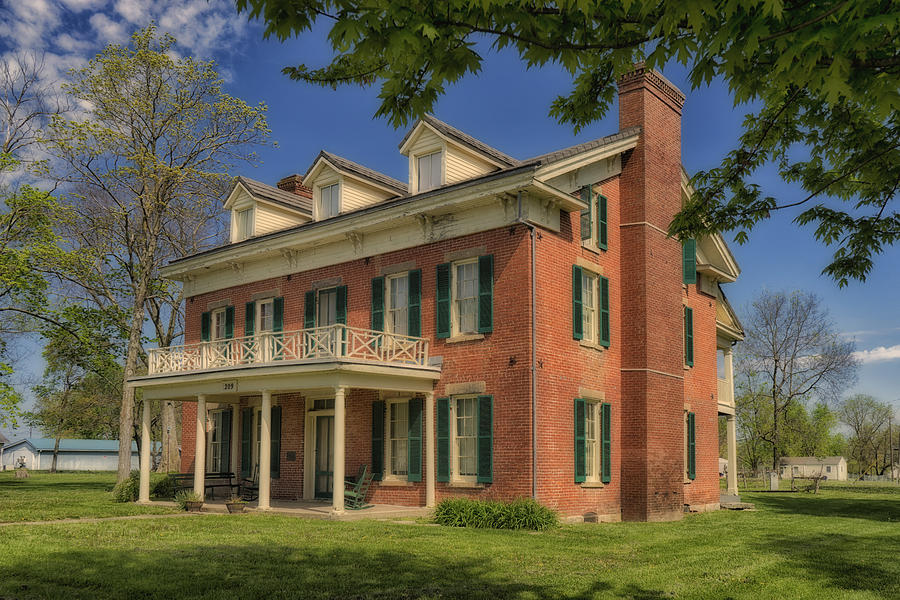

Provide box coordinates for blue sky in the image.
[1,1,897,439]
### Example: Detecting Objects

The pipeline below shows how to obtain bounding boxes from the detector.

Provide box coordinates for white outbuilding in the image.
[0,438,142,471]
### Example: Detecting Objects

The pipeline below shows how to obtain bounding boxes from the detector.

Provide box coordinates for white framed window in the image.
[317,288,338,326]
[452,396,478,482]
[584,401,601,482]
[826,466,832,473]
[256,298,274,334]
[582,271,597,344]
[211,308,227,341]
[452,259,478,336]
[235,208,253,241]
[318,183,340,219]
[416,151,442,192]
[386,273,409,335]
[385,400,409,478]
[207,410,228,472]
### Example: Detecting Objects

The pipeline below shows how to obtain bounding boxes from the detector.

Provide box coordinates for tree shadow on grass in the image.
[1,542,671,600]
[753,531,900,598]
[747,493,900,522]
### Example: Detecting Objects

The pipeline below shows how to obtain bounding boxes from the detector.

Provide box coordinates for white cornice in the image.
[533,133,639,181]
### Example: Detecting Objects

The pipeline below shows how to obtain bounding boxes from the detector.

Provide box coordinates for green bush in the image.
[111,470,140,503]
[433,497,558,531]
[151,474,178,499]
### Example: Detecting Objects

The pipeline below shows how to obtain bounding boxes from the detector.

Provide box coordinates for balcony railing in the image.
[147,324,431,375]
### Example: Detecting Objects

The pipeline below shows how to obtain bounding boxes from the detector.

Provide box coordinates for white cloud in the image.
[58,0,107,11]
[853,345,900,364]
[113,0,148,25]
[89,12,129,43]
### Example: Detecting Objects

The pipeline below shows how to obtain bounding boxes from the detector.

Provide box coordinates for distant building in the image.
[778,456,847,481]
[0,438,142,471]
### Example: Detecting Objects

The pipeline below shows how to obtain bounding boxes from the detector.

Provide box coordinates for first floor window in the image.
[207,410,229,472]
[319,183,340,219]
[585,401,600,481]
[388,401,409,476]
[685,410,696,480]
[454,397,477,479]
[453,260,478,335]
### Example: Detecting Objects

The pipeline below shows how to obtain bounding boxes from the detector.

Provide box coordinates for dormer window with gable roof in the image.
[416,150,442,192]
[234,207,254,241]
[318,182,340,219]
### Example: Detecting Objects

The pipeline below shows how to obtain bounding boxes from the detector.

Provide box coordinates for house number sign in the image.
[222,380,238,392]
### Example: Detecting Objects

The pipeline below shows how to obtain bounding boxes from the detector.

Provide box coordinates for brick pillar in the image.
[617,64,687,521]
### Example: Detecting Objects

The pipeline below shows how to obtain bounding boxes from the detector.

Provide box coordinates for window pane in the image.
[585,403,598,479]
[455,397,477,477]
[213,310,227,341]
[455,262,478,334]
[318,289,337,326]
[582,273,595,342]
[417,152,441,192]
[259,301,273,333]
[320,184,340,218]
[388,275,409,335]
[390,402,409,476]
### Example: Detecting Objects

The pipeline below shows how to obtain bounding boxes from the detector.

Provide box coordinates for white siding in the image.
[341,178,395,212]
[254,202,309,235]
[445,145,496,184]
[1,446,35,470]
[407,127,443,156]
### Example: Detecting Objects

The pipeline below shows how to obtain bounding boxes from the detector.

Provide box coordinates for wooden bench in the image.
[170,472,239,499]
[791,475,825,493]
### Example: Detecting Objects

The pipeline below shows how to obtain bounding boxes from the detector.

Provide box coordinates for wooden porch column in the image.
[332,386,346,513]
[138,399,151,503]
[193,394,207,498]
[726,414,739,496]
[259,390,272,510]
[425,391,436,508]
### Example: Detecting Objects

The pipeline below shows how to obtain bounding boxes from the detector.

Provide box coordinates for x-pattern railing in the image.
[147,324,430,374]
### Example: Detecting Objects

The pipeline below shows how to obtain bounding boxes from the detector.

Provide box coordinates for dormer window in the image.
[416,151,442,192]
[319,183,340,219]
[235,207,253,241]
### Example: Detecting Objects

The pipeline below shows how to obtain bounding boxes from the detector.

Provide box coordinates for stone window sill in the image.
[447,481,485,489]
[579,340,607,352]
[684,479,693,485]
[580,481,605,489]
[445,333,485,344]
[379,479,414,487]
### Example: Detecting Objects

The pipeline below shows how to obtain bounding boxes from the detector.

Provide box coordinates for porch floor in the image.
[145,499,433,521]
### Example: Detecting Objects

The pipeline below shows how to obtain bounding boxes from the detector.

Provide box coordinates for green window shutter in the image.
[407,397,423,482]
[580,185,592,241]
[304,291,316,329]
[601,402,612,484]
[684,306,694,367]
[437,397,450,482]
[371,277,385,332]
[225,306,235,339]
[572,265,583,340]
[273,297,284,332]
[336,285,348,325]
[436,263,451,339]
[221,409,232,473]
[598,194,608,250]
[599,276,610,347]
[683,239,697,285]
[240,407,252,478]
[201,312,211,342]
[244,302,255,337]
[408,269,422,337]
[371,401,385,481]
[477,254,493,333]
[574,398,586,483]
[476,395,493,484]
[687,412,696,480]
[270,405,282,479]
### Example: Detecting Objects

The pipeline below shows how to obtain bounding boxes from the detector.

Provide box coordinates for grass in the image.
[0,476,898,599]
[0,470,176,523]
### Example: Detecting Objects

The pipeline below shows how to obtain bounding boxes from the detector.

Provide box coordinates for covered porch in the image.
[129,324,441,515]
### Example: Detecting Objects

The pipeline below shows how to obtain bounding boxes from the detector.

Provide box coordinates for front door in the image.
[314,415,335,498]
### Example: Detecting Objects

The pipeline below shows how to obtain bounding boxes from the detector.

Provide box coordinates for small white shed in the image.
[778,456,848,481]
[0,438,141,471]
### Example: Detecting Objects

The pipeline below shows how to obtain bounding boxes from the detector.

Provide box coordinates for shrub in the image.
[174,490,203,510]
[111,470,140,503]
[433,497,558,531]
[151,474,177,499]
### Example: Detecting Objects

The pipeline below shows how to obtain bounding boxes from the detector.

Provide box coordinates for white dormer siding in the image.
[306,157,399,221]
[445,146,496,185]
[402,121,500,193]
[225,180,311,243]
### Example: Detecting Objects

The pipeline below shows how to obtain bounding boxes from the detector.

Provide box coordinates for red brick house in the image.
[130,65,742,522]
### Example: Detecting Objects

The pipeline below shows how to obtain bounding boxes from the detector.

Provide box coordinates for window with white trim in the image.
[212,308,227,341]
[235,208,253,241]
[386,273,409,335]
[385,400,409,477]
[319,183,340,219]
[584,400,601,482]
[452,259,478,336]
[452,396,478,482]
[318,288,338,326]
[257,299,274,334]
[416,151,442,192]
[207,410,228,472]
[582,271,597,344]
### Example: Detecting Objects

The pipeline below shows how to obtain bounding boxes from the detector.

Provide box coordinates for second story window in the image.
[319,183,340,219]
[318,288,338,326]
[257,298,274,333]
[235,208,253,241]
[581,271,597,344]
[417,151,442,192]
[453,260,478,335]
[212,308,227,341]
[387,273,409,335]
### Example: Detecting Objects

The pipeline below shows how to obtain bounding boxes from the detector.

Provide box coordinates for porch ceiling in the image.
[128,359,440,402]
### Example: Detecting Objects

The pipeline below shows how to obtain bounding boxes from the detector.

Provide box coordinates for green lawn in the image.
[1,476,898,599]
[0,470,176,522]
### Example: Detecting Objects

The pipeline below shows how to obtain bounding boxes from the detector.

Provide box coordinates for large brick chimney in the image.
[277,173,313,199]
[617,64,688,521]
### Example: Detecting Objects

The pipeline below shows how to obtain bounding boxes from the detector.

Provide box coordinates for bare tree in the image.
[838,394,895,476]
[0,53,68,157]
[735,290,858,470]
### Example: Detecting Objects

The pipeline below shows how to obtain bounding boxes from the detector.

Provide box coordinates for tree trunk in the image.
[117,277,150,482]
[51,436,61,473]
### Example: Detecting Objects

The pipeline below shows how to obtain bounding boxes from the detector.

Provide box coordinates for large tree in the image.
[838,394,895,476]
[236,0,900,286]
[735,290,857,470]
[46,26,270,481]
